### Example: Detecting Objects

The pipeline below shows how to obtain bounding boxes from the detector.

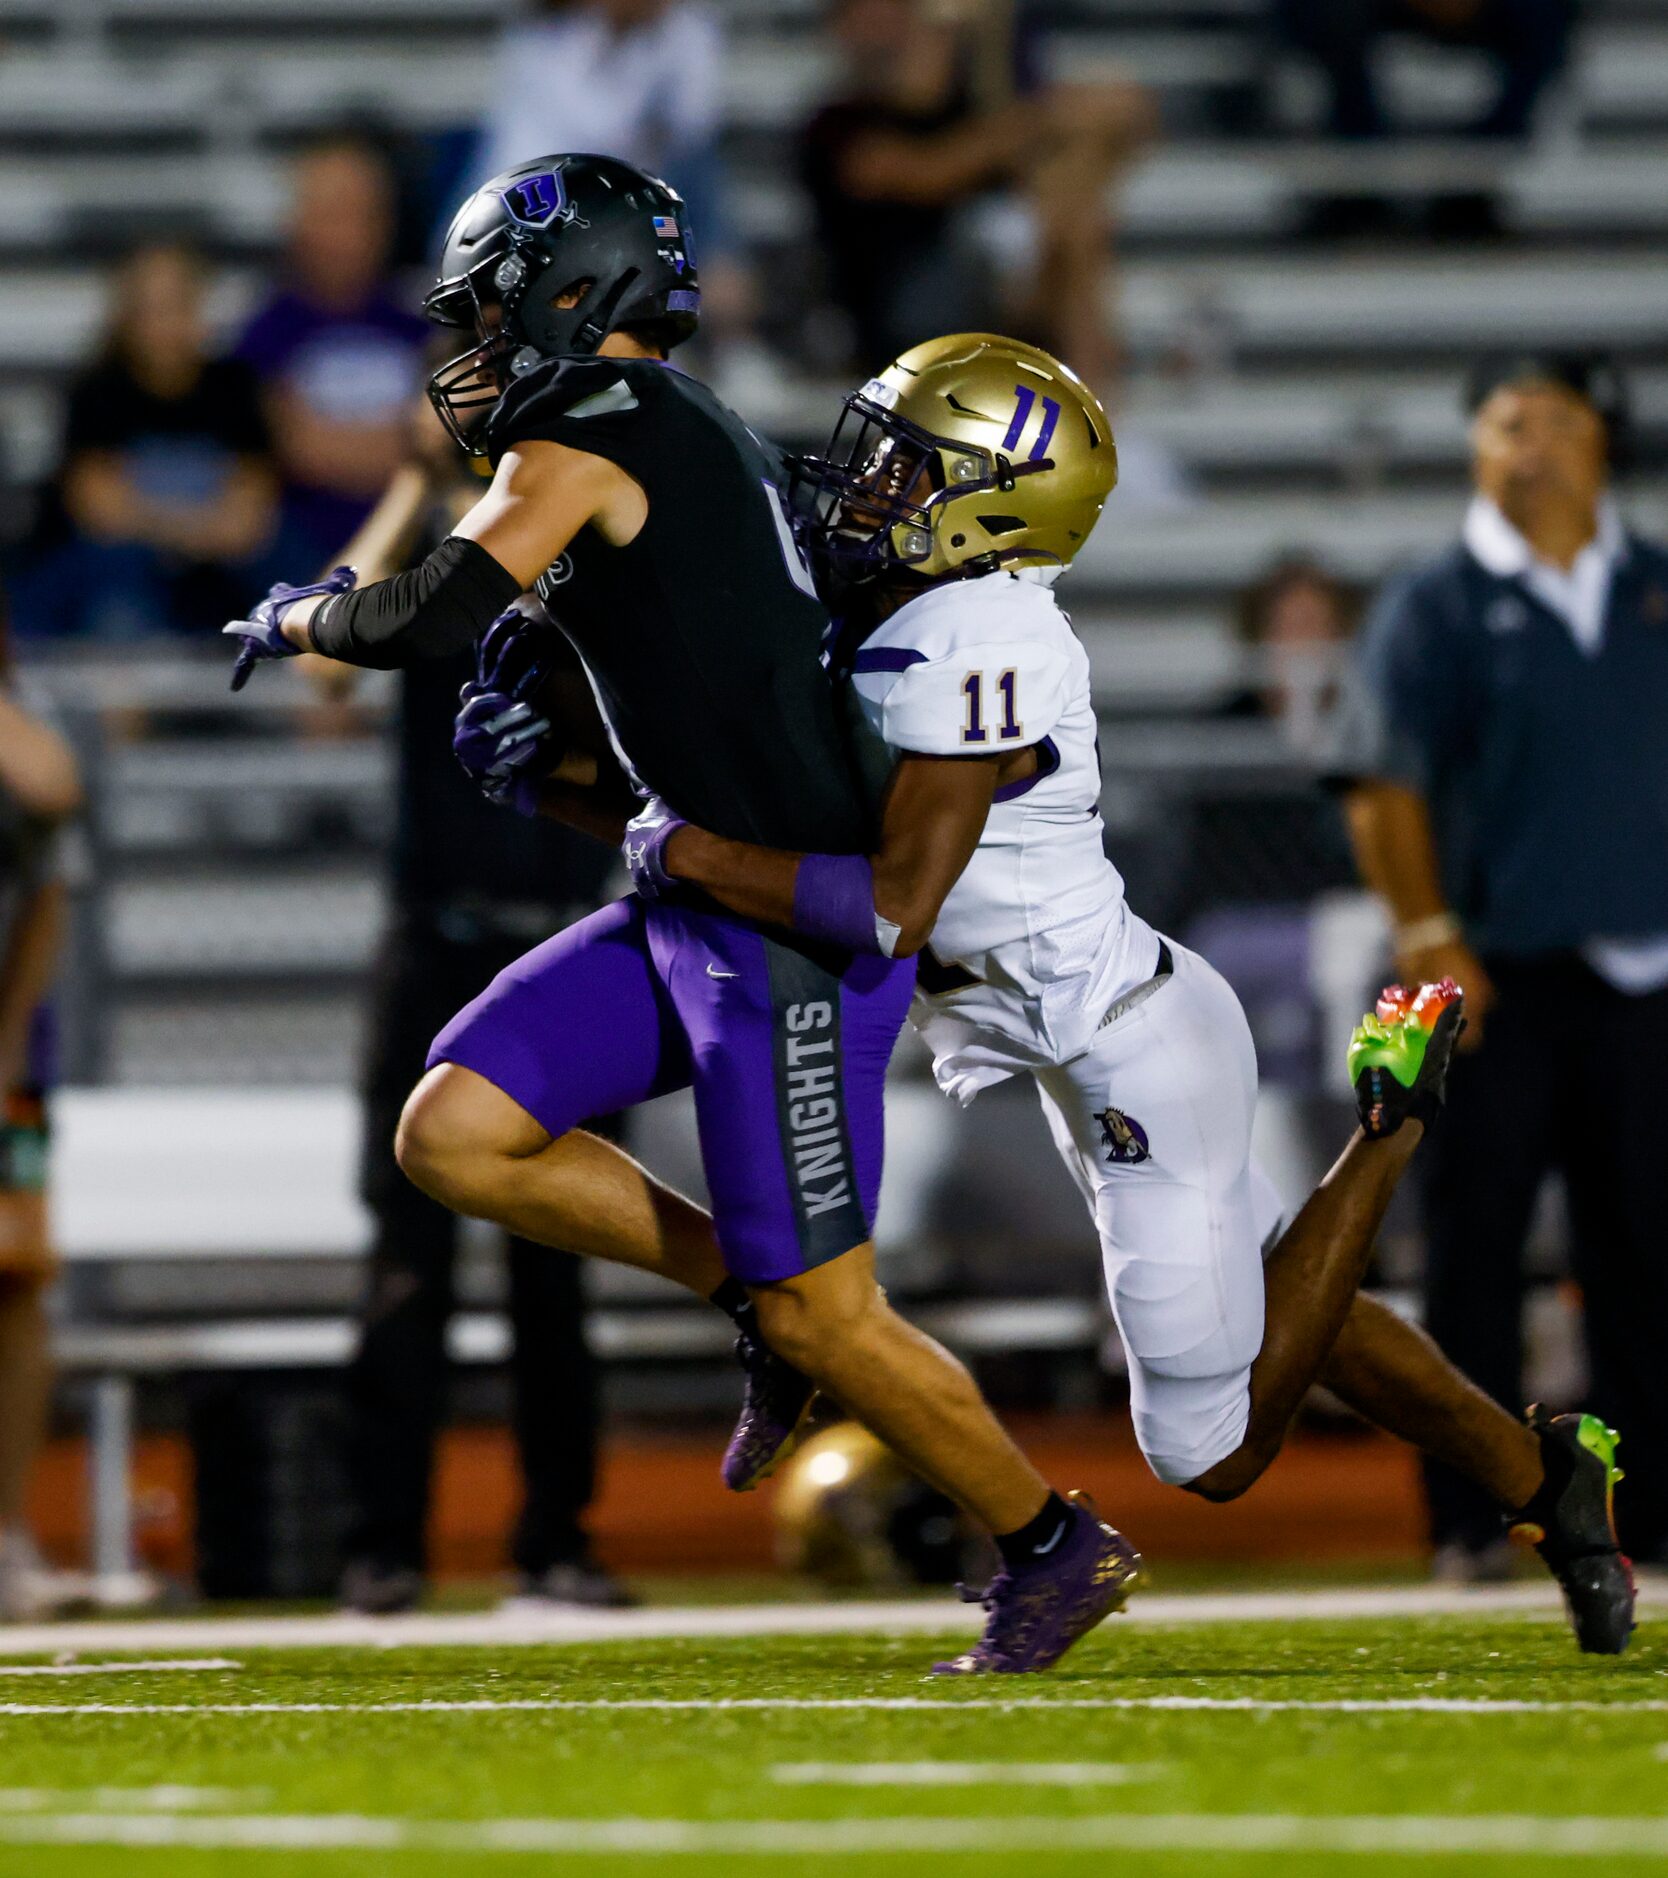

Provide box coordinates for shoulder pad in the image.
[485,356,652,461]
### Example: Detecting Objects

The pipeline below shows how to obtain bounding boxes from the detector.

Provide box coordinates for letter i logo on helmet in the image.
[501,169,570,229]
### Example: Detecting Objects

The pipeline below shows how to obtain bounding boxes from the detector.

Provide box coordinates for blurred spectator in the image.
[0,611,81,1619]
[1274,0,1574,142]
[15,245,276,641]
[1171,558,1362,1088]
[1337,354,1668,1572]
[472,0,748,340]
[309,405,627,1615]
[800,0,1152,379]
[236,138,428,578]
[1233,555,1361,755]
[478,0,724,242]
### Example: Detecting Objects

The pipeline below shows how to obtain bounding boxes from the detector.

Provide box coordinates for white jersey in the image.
[849,571,1160,1097]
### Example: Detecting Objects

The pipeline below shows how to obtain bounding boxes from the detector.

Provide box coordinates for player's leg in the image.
[1322,1288,1633,1654]
[750,1239,1050,1531]
[1034,946,1268,1495]
[395,898,815,1492]
[1321,1294,1541,1510]
[395,899,727,1298]
[400,1070,728,1297]
[1034,946,1453,1502]
[1191,1119,1427,1499]
[673,908,1139,1672]
[1186,977,1465,1501]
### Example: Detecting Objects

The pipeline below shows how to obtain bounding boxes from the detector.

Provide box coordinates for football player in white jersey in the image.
[628,334,1633,1658]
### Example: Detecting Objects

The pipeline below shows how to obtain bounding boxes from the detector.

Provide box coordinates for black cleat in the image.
[339,1560,423,1616]
[721,1325,818,1492]
[1507,1406,1635,1655]
[505,1557,638,1610]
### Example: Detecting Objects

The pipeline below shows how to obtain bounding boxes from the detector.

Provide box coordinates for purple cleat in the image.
[932,1492,1143,1675]
[720,1323,818,1492]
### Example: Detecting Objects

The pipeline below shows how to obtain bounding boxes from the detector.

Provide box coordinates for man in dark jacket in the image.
[1339,353,1668,1573]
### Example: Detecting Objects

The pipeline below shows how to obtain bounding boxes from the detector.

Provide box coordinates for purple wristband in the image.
[791,853,895,956]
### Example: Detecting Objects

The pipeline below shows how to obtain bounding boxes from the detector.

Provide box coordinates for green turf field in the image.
[0,1611,1662,1876]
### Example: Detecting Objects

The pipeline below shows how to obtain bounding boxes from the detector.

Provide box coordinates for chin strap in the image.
[571,268,642,354]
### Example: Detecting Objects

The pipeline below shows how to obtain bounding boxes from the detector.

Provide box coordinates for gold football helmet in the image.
[773,1422,972,1589]
[793,333,1118,583]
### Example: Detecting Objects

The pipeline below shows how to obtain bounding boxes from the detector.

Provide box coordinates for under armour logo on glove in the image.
[622,798,688,901]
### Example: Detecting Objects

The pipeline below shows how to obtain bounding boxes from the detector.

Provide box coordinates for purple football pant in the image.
[427,896,917,1284]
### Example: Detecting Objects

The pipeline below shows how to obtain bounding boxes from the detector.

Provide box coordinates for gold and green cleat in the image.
[1347,979,1466,1138]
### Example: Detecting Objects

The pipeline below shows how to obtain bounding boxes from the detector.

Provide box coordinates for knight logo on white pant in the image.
[1095,1106,1151,1166]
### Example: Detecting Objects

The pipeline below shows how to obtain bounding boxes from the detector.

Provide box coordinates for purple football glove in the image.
[451,606,564,812]
[623,798,688,900]
[475,606,557,697]
[453,684,554,815]
[223,565,357,692]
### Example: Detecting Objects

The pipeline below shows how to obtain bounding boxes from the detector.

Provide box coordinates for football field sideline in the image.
[0,1807,1666,1858]
[1,1576,1661,1658]
[5,1693,1668,1717]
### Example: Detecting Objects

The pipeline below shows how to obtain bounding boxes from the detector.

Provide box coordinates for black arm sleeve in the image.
[309,536,523,670]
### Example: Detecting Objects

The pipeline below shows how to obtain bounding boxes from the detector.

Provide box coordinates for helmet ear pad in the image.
[915,460,1041,576]
[512,262,642,359]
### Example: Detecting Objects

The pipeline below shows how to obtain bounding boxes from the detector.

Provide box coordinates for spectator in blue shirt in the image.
[1339,354,1668,1574]
[236,137,428,578]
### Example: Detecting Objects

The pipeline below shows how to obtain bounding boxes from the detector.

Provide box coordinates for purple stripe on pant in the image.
[426,897,916,1283]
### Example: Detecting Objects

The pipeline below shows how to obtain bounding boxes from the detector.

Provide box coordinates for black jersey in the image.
[483,356,872,855]
[385,504,617,917]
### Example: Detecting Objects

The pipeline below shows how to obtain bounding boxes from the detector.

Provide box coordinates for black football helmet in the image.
[424,153,701,450]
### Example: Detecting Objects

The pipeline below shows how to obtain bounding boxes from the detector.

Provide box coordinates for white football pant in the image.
[1035,940,1284,1486]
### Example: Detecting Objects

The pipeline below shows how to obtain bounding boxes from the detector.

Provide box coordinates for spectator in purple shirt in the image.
[236,137,429,575]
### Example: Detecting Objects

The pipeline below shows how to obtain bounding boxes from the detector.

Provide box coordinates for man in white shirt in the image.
[477,0,724,248]
[1340,352,1668,1574]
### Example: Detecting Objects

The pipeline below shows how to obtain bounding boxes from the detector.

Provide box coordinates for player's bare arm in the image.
[663,747,1028,957]
[223,439,645,682]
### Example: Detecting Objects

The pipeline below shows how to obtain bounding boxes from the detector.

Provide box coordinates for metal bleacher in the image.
[14,0,1652,1579]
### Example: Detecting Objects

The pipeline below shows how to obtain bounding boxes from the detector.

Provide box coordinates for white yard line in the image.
[2,1695,1667,1718]
[0,1579,1658,1657]
[2,1811,1668,1857]
[770,1762,1169,1786]
[0,1788,263,1813]
[0,1659,239,1679]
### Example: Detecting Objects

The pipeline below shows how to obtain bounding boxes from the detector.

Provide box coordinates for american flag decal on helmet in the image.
[652,215,679,238]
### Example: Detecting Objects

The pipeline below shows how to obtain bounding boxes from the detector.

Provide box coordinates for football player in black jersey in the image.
[226,154,1136,1671]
